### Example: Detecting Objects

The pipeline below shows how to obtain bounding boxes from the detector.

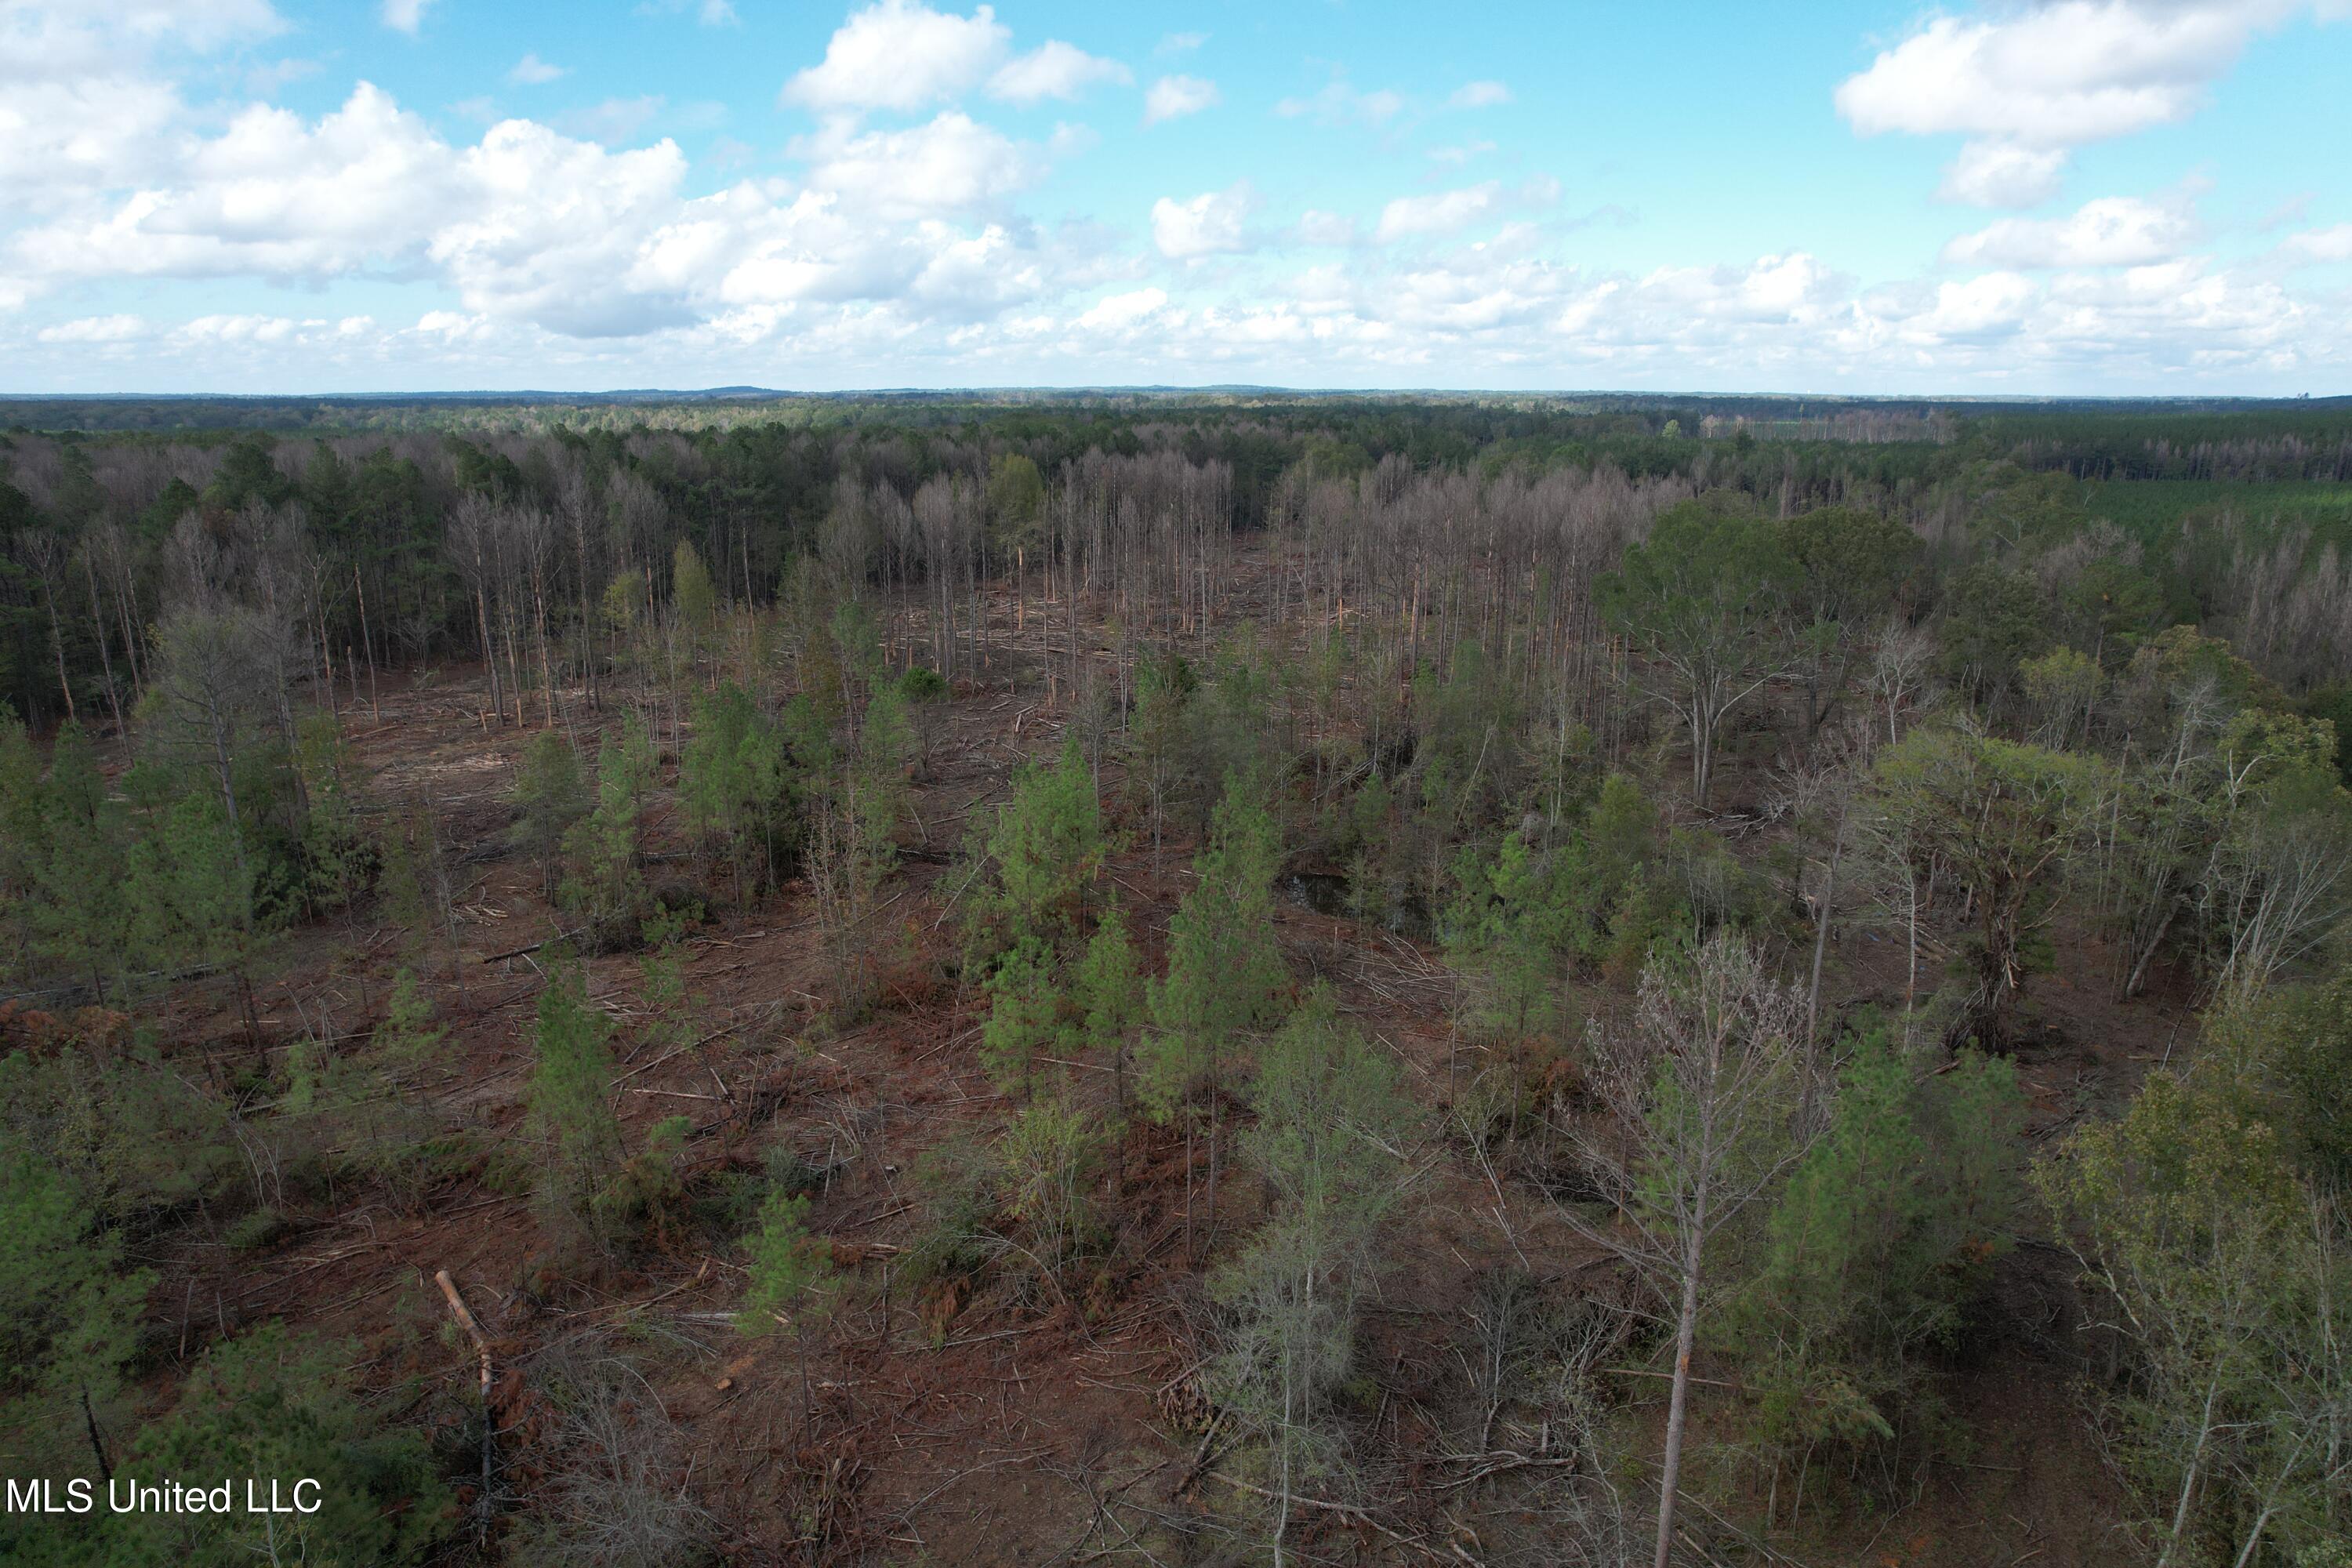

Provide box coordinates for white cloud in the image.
[1152,183,1254,260]
[382,0,430,34]
[1078,287,1166,332]
[782,0,1009,114]
[1143,74,1218,125]
[988,41,1130,105]
[1836,1,2319,148]
[508,53,565,85]
[1277,78,1405,128]
[1939,140,2069,208]
[2,0,2347,392]
[796,111,1042,216]
[1156,31,1206,55]
[1943,195,2199,267]
[0,0,283,209]
[1450,80,1511,108]
[13,84,461,282]
[1375,183,1500,241]
[36,314,146,343]
[2281,223,2352,263]
[1,76,1070,341]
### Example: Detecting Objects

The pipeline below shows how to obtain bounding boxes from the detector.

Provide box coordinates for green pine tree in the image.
[0,1150,151,1482]
[559,736,644,942]
[980,938,1067,1102]
[970,734,1103,954]
[1076,905,1145,1132]
[510,728,589,897]
[528,960,622,1246]
[1143,774,1287,1250]
[30,723,131,1000]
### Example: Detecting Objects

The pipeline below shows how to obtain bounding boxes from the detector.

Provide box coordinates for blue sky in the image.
[3,0,2350,394]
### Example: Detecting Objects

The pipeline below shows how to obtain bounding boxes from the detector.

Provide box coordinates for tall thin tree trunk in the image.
[353,563,379,721]
[41,573,74,724]
[1654,1209,1708,1568]
[81,553,122,733]
[1804,815,1844,1119]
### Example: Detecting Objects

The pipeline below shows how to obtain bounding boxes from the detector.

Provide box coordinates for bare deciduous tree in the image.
[1554,931,1811,1568]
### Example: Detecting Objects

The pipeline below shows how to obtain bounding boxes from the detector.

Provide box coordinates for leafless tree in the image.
[1553,931,1811,1568]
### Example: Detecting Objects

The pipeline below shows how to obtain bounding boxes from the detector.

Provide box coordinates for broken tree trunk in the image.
[435,1269,495,1542]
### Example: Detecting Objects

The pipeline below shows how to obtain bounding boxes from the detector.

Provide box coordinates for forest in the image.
[1,390,2349,1566]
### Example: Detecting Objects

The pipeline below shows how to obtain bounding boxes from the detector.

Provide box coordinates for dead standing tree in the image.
[1555,931,1813,1568]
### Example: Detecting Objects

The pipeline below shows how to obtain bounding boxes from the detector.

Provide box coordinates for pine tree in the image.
[295,713,368,920]
[510,728,589,897]
[0,709,47,958]
[1076,905,1145,1137]
[559,736,644,943]
[0,1150,151,1482]
[127,787,267,1033]
[528,960,622,1246]
[980,938,1066,1102]
[30,723,131,1000]
[972,734,1102,953]
[71,1323,447,1566]
[375,967,445,1082]
[1729,1033,2024,1502]
[1210,987,1413,1560]
[735,1190,839,1454]
[671,540,717,681]
[856,676,916,840]
[1143,774,1287,1250]
[1445,828,1584,1050]
[682,681,791,901]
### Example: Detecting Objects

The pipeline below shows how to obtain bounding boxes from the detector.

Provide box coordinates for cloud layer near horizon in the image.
[2,0,2349,393]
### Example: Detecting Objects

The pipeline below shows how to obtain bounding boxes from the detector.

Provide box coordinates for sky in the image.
[3,0,2350,395]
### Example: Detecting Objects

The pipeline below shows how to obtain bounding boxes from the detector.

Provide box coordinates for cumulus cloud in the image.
[988,41,1129,104]
[1152,183,1254,260]
[2,72,1072,343]
[1375,183,1520,241]
[1143,74,1218,125]
[13,84,461,282]
[2281,223,2352,263]
[782,0,1010,114]
[1943,195,2199,267]
[1836,2,2305,147]
[1837,2,2347,207]
[0,0,282,208]
[1450,81,1511,108]
[1078,287,1166,332]
[1939,140,2068,208]
[795,111,1042,215]
[2,0,2347,392]
[509,53,565,85]
[36,314,146,343]
[780,2,1122,118]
